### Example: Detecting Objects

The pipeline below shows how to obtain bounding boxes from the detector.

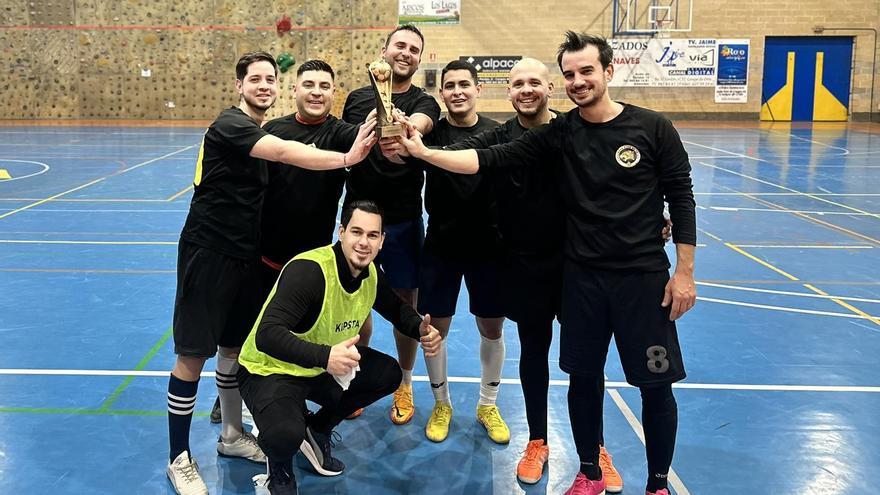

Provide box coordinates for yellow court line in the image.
[0,268,175,274]
[697,228,723,242]
[0,177,107,220]
[0,198,170,203]
[724,241,880,327]
[166,185,193,202]
[802,284,880,326]
[0,146,195,221]
[724,243,800,281]
[699,161,880,220]
[700,279,880,286]
[707,182,880,246]
[742,193,880,246]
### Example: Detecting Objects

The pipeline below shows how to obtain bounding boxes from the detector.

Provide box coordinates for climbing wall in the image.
[0,0,398,119]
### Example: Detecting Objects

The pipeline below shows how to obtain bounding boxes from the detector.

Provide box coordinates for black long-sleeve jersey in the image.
[254,243,423,369]
[342,85,441,223]
[444,112,565,257]
[422,116,501,260]
[475,104,696,271]
[261,115,357,266]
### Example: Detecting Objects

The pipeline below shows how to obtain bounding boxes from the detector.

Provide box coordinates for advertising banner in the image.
[715,39,750,103]
[399,0,461,25]
[609,38,717,87]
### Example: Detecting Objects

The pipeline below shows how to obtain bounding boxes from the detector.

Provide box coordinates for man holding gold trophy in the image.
[342,25,441,426]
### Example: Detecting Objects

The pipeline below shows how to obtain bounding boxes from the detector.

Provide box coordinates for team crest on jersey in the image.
[615,144,641,168]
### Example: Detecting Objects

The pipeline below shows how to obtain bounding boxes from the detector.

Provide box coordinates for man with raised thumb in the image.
[237,200,442,495]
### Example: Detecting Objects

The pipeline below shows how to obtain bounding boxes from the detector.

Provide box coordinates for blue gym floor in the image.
[1,121,878,494]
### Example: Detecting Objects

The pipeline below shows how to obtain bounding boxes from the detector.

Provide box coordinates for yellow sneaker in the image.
[517,439,549,484]
[425,401,453,442]
[389,383,415,425]
[476,404,510,444]
[600,446,623,493]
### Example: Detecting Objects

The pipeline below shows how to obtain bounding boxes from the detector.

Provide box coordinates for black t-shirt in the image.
[342,85,441,223]
[445,112,565,256]
[254,243,424,369]
[475,104,696,271]
[261,114,358,265]
[422,115,501,259]
[180,107,269,259]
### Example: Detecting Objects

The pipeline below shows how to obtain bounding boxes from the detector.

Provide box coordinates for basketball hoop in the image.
[654,18,671,39]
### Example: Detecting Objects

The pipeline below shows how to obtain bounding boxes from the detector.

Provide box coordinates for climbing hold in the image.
[276,52,295,73]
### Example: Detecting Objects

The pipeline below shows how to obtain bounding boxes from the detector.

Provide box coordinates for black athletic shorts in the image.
[500,250,562,324]
[375,217,424,290]
[172,240,266,357]
[558,261,686,386]
[238,346,401,427]
[417,244,505,319]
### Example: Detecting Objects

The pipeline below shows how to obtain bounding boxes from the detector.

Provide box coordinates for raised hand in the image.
[395,120,427,158]
[344,118,378,166]
[327,335,361,375]
[419,314,442,357]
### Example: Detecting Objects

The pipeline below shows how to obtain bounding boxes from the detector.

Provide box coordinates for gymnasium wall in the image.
[1,0,878,121]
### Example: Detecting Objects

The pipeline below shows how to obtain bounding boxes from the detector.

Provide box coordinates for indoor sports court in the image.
[1,0,878,494]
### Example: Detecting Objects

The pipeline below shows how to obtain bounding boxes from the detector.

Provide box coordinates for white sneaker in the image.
[217,430,266,463]
[167,451,208,495]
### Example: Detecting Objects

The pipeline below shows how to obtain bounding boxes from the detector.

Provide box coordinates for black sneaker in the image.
[299,427,345,476]
[210,397,221,424]
[267,460,298,495]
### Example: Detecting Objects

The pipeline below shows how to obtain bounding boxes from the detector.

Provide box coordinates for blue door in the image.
[761,36,853,121]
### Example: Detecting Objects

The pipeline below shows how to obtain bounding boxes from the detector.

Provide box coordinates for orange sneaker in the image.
[516,439,550,484]
[345,407,364,420]
[389,383,415,425]
[599,446,623,493]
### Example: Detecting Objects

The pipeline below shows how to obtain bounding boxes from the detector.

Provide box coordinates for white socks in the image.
[478,335,505,406]
[425,339,450,404]
[216,351,243,441]
[401,367,413,386]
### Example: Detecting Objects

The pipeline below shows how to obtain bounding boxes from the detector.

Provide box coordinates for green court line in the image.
[98,325,173,411]
[0,407,208,417]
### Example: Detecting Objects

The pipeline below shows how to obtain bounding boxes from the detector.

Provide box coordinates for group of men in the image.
[165,23,697,495]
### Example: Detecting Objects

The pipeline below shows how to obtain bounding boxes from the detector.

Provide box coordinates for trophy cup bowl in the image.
[367,60,405,138]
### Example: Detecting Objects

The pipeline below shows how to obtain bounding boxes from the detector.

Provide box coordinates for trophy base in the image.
[377,123,405,138]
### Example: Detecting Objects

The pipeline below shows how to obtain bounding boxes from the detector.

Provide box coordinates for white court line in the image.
[698,296,880,320]
[682,141,768,162]
[0,130,202,136]
[698,282,880,304]
[694,193,880,196]
[0,198,173,202]
[781,132,850,154]
[0,145,196,221]
[0,209,189,213]
[1,369,878,393]
[699,161,880,220]
[710,206,878,216]
[0,143,197,148]
[731,244,873,249]
[0,240,176,245]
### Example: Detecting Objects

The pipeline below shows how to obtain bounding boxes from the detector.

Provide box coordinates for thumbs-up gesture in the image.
[327,335,361,376]
[419,314,442,357]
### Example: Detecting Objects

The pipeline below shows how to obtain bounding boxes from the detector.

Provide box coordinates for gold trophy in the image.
[367,60,405,138]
